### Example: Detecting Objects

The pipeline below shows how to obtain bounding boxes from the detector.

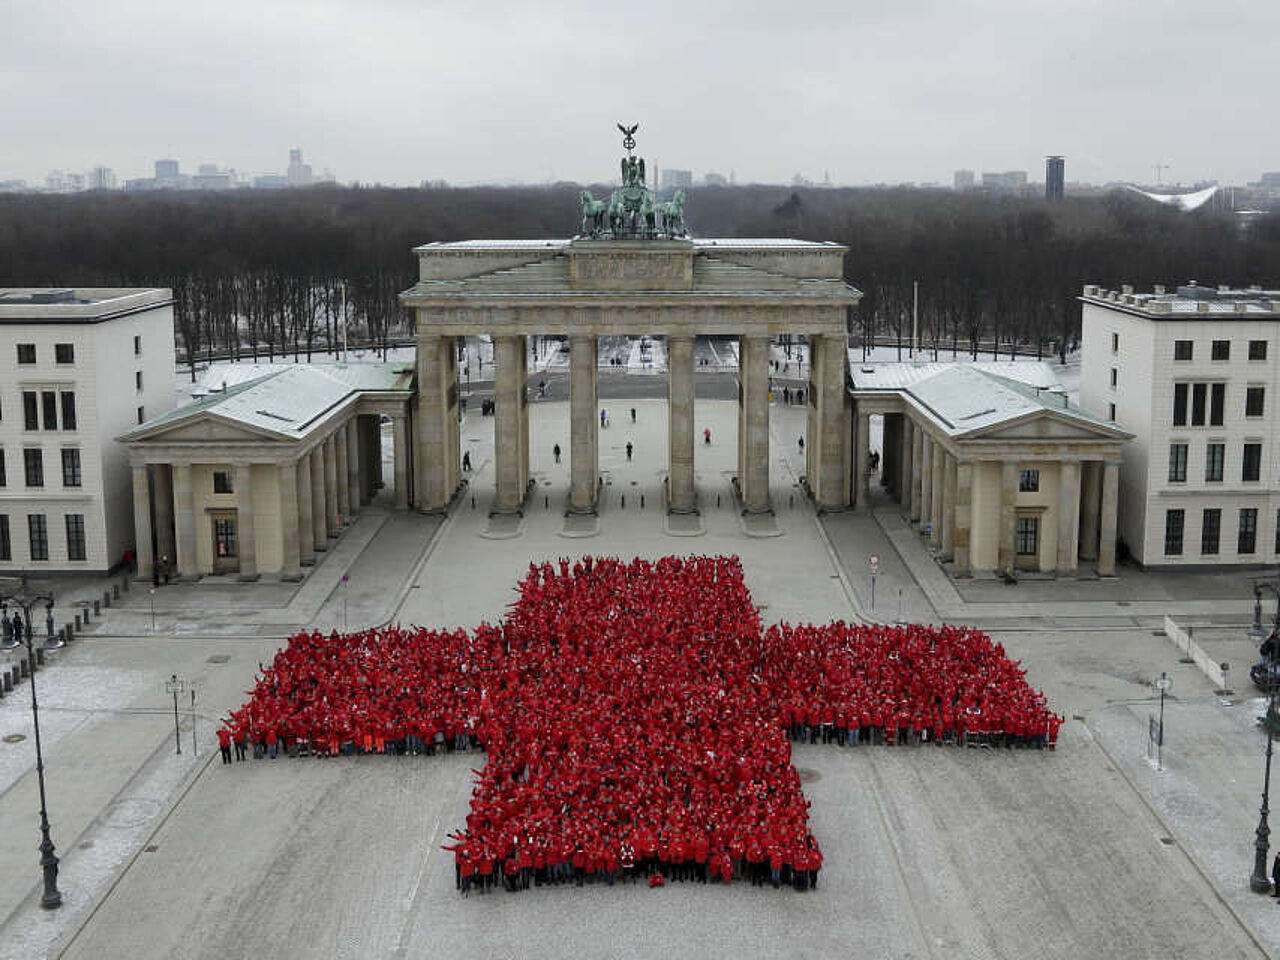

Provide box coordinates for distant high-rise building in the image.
[953,169,975,191]
[1045,156,1065,202]
[661,168,693,191]
[192,164,233,190]
[982,170,1028,192]
[87,166,117,190]
[154,158,180,181]
[703,171,727,187]
[287,148,313,187]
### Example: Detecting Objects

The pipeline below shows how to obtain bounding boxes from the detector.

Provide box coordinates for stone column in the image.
[1079,460,1102,562]
[569,334,599,514]
[900,417,914,508]
[1098,461,1120,576]
[493,334,526,514]
[941,451,956,560]
[311,447,329,549]
[345,418,360,519]
[998,460,1019,574]
[739,335,772,513]
[910,423,923,522]
[954,460,973,576]
[930,444,945,547]
[173,461,199,581]
[297,454,315,566]
[919,435,933,533]
[153,464,174,567]
[812,333,850,510]
[517,336,529,499]
[335,427,350,522]
[323,435,339,537]
[667,334,696,513]
[235,463,258,581]
[131,465,154,580]
[1057,459,1081,575]
[855,406,871,509]
[416,334,459,512]
[279,461,301,581]
[392,412,409,510]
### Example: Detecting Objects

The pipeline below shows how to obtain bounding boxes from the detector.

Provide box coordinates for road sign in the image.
[1154,675,1172,692]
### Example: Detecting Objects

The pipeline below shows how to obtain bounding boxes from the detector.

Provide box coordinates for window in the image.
[1108,403,1116,422]
[54,343,74,364]
[16,344,35,364]
[41,391,57,431]
[213,470,234,494]
[1247,387,1265,417]
[61,448,81,487]
[60,391,76,430]
[1212,340,1230,361]
[135,370,143,392]
[23,449,43,487]
[1110,368,1118,388]
[22,392,38,431]
[1019,469,1040,492]
[1239,508,1259,555]
[1016,516,1039,556]
[1201,508,1221,555]
[28,515,47,561]
[1250,340,1268,361]
[1191,383,1207,425]
[1168,443,1187,482]
[1243,443,1262,482]
[133,334,142,356]
[1111,332,1119,353]
[64,514,85,561]
[1174,340,1193,361]
[1210,383,1225,426]
[1206,443,1225,482]
[136,406,145,425]
[1164,509,1185,556]
[1173,383,1188,426]
[0,515,8,561]
[214,518,238,558]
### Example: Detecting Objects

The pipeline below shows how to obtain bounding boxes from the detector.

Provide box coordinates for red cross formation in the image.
[231,555,1058,889]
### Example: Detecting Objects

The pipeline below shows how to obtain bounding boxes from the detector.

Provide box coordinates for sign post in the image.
[1154,672,1172,770]
[867,553,881,612]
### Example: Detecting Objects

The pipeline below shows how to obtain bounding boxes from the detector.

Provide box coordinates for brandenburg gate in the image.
[399,127,862,519]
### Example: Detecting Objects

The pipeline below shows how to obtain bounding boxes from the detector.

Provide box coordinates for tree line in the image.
[0,183,1276,370]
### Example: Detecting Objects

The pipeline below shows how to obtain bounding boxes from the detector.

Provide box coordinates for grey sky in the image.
[5,0,1277,187]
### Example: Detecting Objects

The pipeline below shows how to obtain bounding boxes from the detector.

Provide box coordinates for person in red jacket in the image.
[216,726,232,765]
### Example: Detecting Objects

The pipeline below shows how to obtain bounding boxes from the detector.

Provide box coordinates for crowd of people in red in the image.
[223,554,1059,895]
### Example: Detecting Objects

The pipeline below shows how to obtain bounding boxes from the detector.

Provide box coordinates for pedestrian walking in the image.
[703,428,711,445]
[553,443,561,464]
[1272,851,1280,897]
[600,409,608,428]
[783,386,791,405]
[630,408,636,423]
[11,613,23,643]
[462,451,472,472]
[798,436,805,453]
[218,726,233,765]
[625,442,633,462]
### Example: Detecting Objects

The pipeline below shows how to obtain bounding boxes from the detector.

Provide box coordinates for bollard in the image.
[640,494,645,509]
[545,495,549,509]
[20,659,29,679]
[621,495,625,509]
[113,584,120,601]
[35,648,45,667]
[717,494,722,508]
[3,670,11,692]
[93,600,100,617]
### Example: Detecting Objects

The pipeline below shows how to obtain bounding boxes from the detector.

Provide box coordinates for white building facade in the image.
[1080,282,1280,567]
[0,288,175,572]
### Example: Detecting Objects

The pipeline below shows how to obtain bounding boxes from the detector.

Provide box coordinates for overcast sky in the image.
[4,0,1277,188]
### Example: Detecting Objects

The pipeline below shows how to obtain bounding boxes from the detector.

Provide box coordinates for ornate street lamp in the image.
[1250,580,1280,893]
[0,573,63,909]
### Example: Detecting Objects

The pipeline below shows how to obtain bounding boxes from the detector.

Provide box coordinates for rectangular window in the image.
[1212,339,1230,361]
[1164,509,1185,556]
[1239,508,1259,555]
[1111,332,1119,353]
[133,334,142,356]
[135,370,143,392]
[213,470,234,494]
[61,448,81,487]
[1250,340,1268,361]
[22,392,38,431]
[1174,340,1193,361]
[1210,383,1225,426]
[1206,443,1225,482]
[64,514,85,561]
[60,392,76,430]
[1109,368,1117,388]
[1201,508,1221,555]
[28,515,47,561]
[40,391,57,431]
[1108,403,1116,422]
[54,343,74,364]
[16,343,35,364]
[0,515,8,561]
[1015,516,1038,556]
[1191,383,1207,426]
[1243,443,1262,482]
[1173,383,1188,426]
[136,406,145,425]
[1019,469,1040,492]
[1168,443,1187,482]
[1247,386,1265,417]
[23,448,43,487]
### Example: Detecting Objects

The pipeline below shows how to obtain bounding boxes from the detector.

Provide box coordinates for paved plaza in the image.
[0,399,1275,958]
